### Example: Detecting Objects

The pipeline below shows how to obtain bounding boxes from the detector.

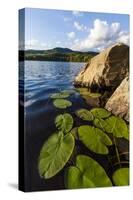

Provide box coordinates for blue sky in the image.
[21,8,129,51]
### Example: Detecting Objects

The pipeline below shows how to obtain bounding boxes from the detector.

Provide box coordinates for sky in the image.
[19,8,129,52]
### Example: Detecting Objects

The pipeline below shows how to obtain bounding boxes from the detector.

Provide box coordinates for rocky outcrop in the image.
[74,43,129,90]
[105,76,129,121]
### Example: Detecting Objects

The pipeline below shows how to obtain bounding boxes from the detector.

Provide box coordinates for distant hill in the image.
[19,47,98,62]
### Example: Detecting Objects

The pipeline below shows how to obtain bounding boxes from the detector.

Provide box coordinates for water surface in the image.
[20,61,91,191]
[19,60,128,191]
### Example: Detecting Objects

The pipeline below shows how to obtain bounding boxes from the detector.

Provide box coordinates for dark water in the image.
[20,61,88,191]
[19,60,129,192]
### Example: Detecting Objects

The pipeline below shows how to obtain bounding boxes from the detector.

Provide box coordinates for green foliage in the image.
[104,116,129,140]
[70,127,79,140]
[88,93,101,98]
[93,117,112,132]
[75,109,94,121]
[93,115,129,140]
[76,87,101,99]
[91,108,111,119]
[53,99,72,109]
[78,125,112,154]
[38,131,75,179]
[55,113,73,133]
[51,92,70,99]
[112,168,129,186]
[65,155,112,189]
[24,48,98,62]
[37,87,129,189]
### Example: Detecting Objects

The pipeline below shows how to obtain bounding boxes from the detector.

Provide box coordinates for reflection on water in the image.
[24,61,84,108]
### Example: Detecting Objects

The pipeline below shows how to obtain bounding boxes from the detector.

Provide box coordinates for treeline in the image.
[19,49,98,62]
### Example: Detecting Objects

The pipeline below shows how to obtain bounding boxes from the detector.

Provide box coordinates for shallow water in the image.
[19,60,129,191]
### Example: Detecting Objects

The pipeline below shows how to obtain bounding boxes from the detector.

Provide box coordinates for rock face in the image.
[74,43,129,90]
[105,76,129,121]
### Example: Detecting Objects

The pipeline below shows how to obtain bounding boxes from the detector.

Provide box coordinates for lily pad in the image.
[62,89,75,94]
[70,127,79,140]
[76,88,101,98]
[105,116,129,140]
[76,87,89,94]
[112,168,129,186]
[91,108,111,119]
[78,125,112,154]
[75,109,94,121]
[88,93,101,98]
[38,131,75,179]
[51,92,69,99]
[55,113,73,133]
[65,155,112,189]
[93,118,111,132]
[53,99,72,109]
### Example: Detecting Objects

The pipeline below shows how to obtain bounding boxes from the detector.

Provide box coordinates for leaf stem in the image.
[113,136,121,168]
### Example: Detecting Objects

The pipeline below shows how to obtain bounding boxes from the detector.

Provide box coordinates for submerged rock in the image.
[105,76,129,121]
[74,43,129,90]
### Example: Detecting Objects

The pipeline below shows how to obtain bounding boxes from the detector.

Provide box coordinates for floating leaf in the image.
[78,125,112,154]
[76,87,89,94]
[70,127,79,140]
[65,155,112,189]
[76,88,101,98]
[51,92,69,99]
[91,108,111,119]
[88,93,101,98]
[93,118,111,132]
[105,116,129,140]
[112,168,129,186]
[75,109,94,121]
[62,89,75,94]
[55,113,73,133]
[53,99,72,109]
[38,131,75,179]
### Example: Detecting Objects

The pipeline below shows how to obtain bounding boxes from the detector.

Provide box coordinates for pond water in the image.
[19,60,129,191]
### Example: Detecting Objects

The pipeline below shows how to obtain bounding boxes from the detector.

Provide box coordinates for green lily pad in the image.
[70,127,79,140]
[88,93,101,98]
[76,87,89,94]
[65,155,112,189]
[38,131,75,179]
[76,88,101,98]
[62,89,75,94]
[75,109,94,121]
[112,168,129,186]
[91,108,111,119]
[53,99,72,109]
[78,125,112,154]
[105,116,129,140]
[51,92,69,99]
[55,113,73,133]
[93,118,111,132]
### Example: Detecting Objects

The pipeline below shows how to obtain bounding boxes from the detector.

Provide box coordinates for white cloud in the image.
[71,19,129,51]
[74,21,87,31]
[74,38,79,43]
[117,31,129,44]
[72,11,83,17]
[25,39,51,50]
[67,31,76,39]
